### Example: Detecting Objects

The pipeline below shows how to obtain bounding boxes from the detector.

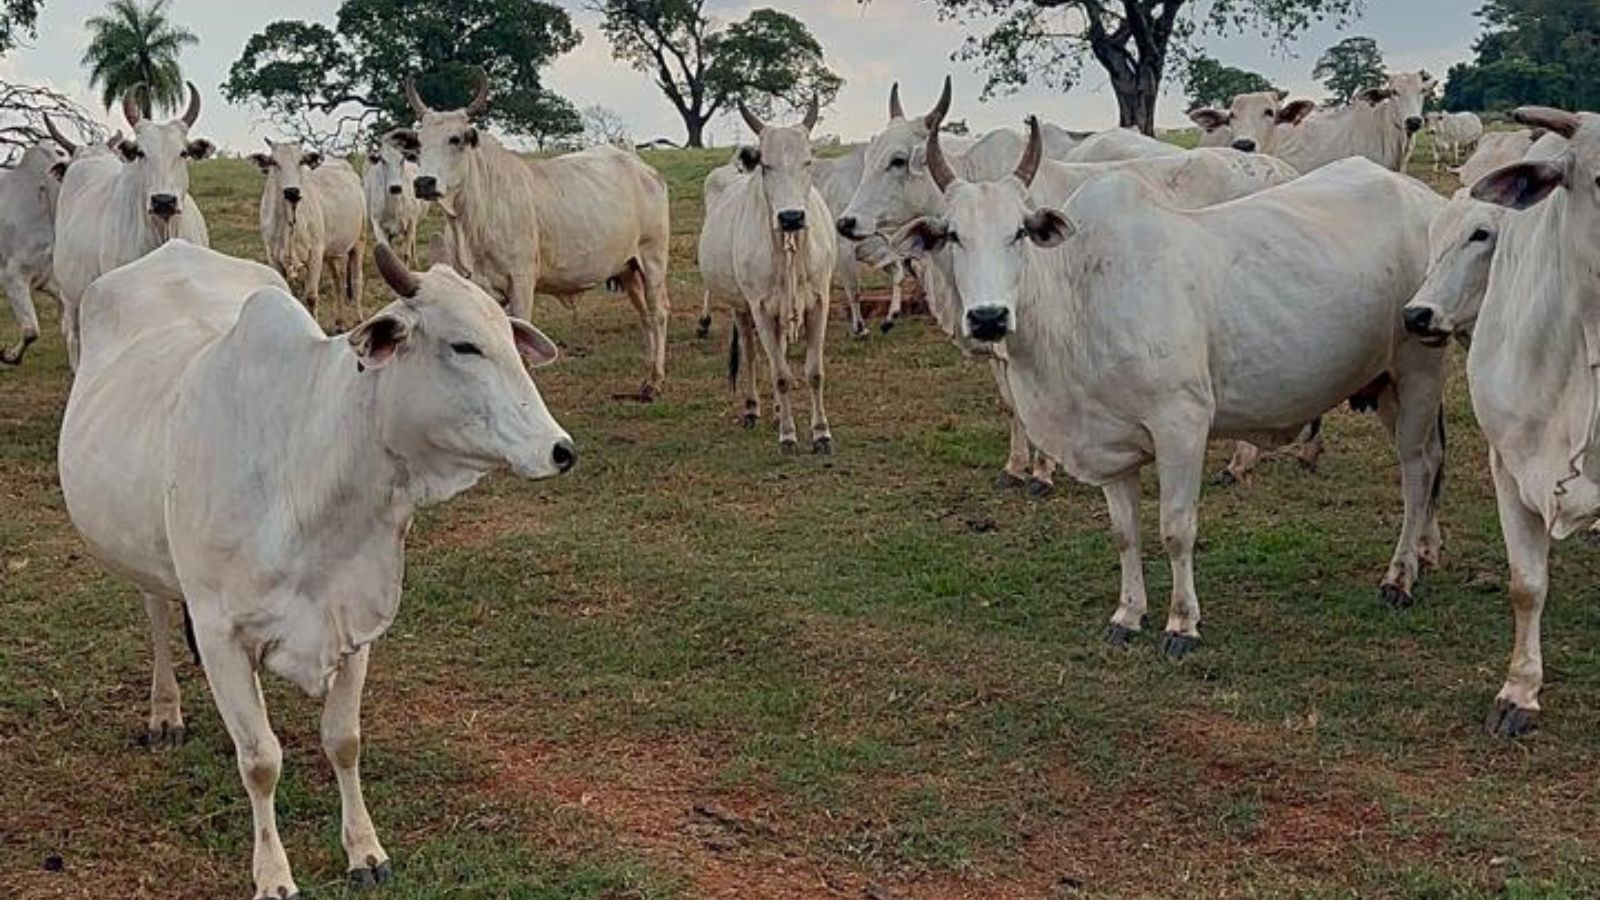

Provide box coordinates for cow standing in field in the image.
[699,102,837,454]
[892,122,1447,656]
[388,73,672,401]
[252,139,367,328]
[1277,71,1438,173]
[58,238,575,898]
[0,141,68,365]
[53,83,211,370]
[813,145,907,336]
[1454,128,1540,186]
[364,142,422,265]
[1426,111,1484,170]
[1403,107,1600,737]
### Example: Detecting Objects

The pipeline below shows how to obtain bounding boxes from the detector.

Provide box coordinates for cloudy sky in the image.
[3,0,1481,151]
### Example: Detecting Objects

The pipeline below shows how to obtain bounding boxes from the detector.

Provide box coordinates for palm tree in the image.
[81,0,197,119]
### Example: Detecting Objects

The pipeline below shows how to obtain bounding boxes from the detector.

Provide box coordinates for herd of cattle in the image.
[1,67,1596,896]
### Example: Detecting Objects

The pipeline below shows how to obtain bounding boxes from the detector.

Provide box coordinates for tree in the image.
[1312,35,1385,105]
[888,0,1361,136]
[582,104,630,146]
[81,0,197,119]
[0,80,105,164]
[589,1,843,148]
[1179,53,1276,111]
[0,0,44,53]
[225,0,582,152]
[1443,0,1600,112]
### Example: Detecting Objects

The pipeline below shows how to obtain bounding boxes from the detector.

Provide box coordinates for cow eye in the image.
[946,230,961,246]
[450,341,484,357]
[449,135,462,146]
[1468,227,1492,243]
[889,156,908,170]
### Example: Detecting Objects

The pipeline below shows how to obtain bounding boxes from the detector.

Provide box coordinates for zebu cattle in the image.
[1405,108,1600,736]
[58,239,574,897]
[251,140,367,327]
[1426,111,1484,170]
[364,142,422,264]
[1189,91,1318,154]
[699,102,837,453]
[1062,127,1183,162]
[893,122,1447,656]
[0,141,68,365]
[53,83,211,369]
[1276,71,1439,174]
[813,144,907,335]
[388,73,671,401]
[1454,129,1538,186]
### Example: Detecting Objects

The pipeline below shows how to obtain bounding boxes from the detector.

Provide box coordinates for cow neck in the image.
[264,188,313,263]
[445,140,516,251]
[109,164,170,257]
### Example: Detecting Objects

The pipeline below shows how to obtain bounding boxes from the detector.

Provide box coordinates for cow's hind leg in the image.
[1103,472,1148,645]
[732,307,761,427]
[803,291,832,454]
[1486,448,1550,737]
[1291,418,1325,472]
[841,257,867,337]
[61,294,80,372]
[323,645,391,888]
[619,263,666,401]
[347,241,366,326]
[697,290,713,340]
[1379,352,1447,609]
[881,261,904,333]
[140,593,185,748]
[1215,441,1261,486]
[1153,424,1209,659]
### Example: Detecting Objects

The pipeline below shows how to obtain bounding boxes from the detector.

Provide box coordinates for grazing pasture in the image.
[3,139,1599,899]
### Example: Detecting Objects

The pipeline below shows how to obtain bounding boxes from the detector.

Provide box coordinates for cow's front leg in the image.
[1380,354,1447,609]
[140,593,185,748]
[323,646,391,888]
[1103,472,1148,645]
[1154,428,1208,659]
[881,261,904,333]
[1027,447,1058,498]
[1487,450,1550,737]
[840,259,866,337]
[194,624,297,899]
[304,254,324,323]
[732,307,761,426]
[803,293,832,454]
[0,267,39,365]
[991,359,1029,488]
[750,309,798,451]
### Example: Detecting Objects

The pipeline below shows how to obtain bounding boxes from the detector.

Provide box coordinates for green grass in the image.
[2,137,1598,899]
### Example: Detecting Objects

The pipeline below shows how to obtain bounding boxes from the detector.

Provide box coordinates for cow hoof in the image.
[1104,623,1139,647]
[0,350,19,367]
[880,318,896,334]
[1025,478,1055,499]
[1211,469,1238,488]
[254,888,298,900]
[1159,632,1200,660]
[813,437,834,456]
[349,858,393,890]
[741,413,759,430]
[1297,458,1319,475]
[851,321,868,338]
[1484,698,1537,738]
[780,439,798,455]
[995,472,1026,490]
[1380,584,1415,610]
[696,316,711,340]
[141,722,186,750]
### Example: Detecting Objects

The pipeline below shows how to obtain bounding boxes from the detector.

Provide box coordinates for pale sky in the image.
[1,0,1481,151]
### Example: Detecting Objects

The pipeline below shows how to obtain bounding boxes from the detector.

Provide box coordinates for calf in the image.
[252,140,367,327]
[364,142,422,265]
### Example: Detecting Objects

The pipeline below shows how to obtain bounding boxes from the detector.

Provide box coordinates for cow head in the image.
[738,98,819,234]
[386,71,491,210]
[117,82,211,233]
[1359,71,1436,135]
[352,241,575,489]
[1187,91,1311,154]
[890,117,1071,343]
[837,76,953,242]
[250,139,324,224]
[1403,190,1505,346]
[367,142,414,197]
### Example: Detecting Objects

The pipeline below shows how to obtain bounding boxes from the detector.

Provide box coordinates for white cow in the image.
[364,142,422,265]
[1454,128,1539,186]
[0,141,68,365]
[1064,127,1185,162]
[1276,71,1439,174]
[58,239,574,897]
[1189,91,1318,154]
[251,140,367,328]
[53,83,212,369]
[813,144,908,335]
[1407,107,1600,737]
[389,73,672,401]
[893,124,1447,657]
[1426,111,1484,170]
[699,102,837,453]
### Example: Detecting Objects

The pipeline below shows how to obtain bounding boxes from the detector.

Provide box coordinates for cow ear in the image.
[301,151,322,169]
[890,217,949,259]
[118,140,142,162]
[1278,100,1316,125]
[348,311,413,370]
[1472,158,1568,210]
[510,318,559,368]
[464,127,479,148]
[1188,108,1230,131]
[184,138,214,160]
[249,152,272,171]
[1024,208,1076,248]
[1357,86,1395,105]
[366,150,381,165]
[737,145,760,171]
[386,128,420,153]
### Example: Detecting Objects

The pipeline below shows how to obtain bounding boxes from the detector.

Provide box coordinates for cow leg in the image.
[304,254,324,324]
[404,223,418,268]
[328,255,351,331]
[1215,441,1261,486]
[1103,473,1148,645]
[322,645,391,888]
[347,242,366,325]
[0,267,39,366]
[1292,418,1325,473]
[1028,449,1058,498]
[61,294,80,372]
[627,262,670,401]
[991,358,1030,489]
[1486,448,1549,738]
[751,309,798,451]
[506,278,536,324]
[1379,356,1447,609]
[841,258,866,337]
[732,307,761,426]
[882,261,904,333]
[803,292,832,454]
[697,290,713,340]
[1154,427,1208,659]
[140,593,184,748]
[194,625,297,899]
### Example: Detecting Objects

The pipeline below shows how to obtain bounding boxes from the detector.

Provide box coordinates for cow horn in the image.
[889,82,905,120]
[926,121,956,193]
[122,86,142,127]
[739,103,766,136]
[923,75,952,132]
[180,81,200,128]
[375,241,420,298]
[1014,115,1043,188]
[404,77,432,118]
[464,68,490,118]
[802,94,819,131]
[1512,106,1580,140]
[42,115,76,155]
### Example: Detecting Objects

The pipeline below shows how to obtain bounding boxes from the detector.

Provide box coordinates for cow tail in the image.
[1430,404,1447,510]
[727,323,741,388]
[181,602,202,666]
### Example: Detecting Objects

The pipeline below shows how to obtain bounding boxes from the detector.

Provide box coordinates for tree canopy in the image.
[1180,53,1276,111]
[0,0,43,54]
[1312,35,1384,104]
[590,1,842,147]
[82,0,197,118]
[1443,0,1600,112]
[225,0,582,151]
